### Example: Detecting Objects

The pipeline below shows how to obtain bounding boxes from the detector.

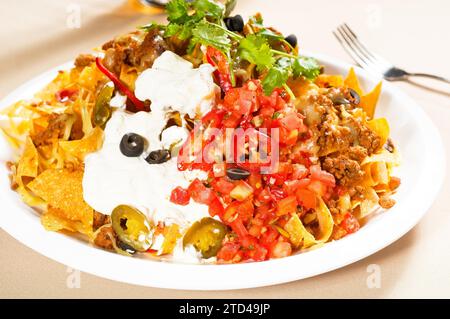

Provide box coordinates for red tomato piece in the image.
[230,218,249,238]
[341,213,360,234]
[259,227,279,247]
[307,179,327,197]
[295,188,317,210]
[310,164,336,187]
[280,112,303,130]
[208,196,225,217]
[236,198,255,222]
[217,242,241,261]
[188,179,214,205]
[211,177,235,195]
[170,186,190,206]
[269,241,292,258]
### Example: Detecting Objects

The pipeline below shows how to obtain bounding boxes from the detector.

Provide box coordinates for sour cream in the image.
[83,52,220,262]
[83,110,209,229]
[134,50,219,118]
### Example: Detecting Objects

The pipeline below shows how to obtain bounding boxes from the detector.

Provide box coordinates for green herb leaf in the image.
[193,0,224,21]
[166,0,190,24]
[238,34,275,71]
[293,56,321,80]
[262,66,289,95]
[139,22,164,32]
[164,23,182,37]
[257,29,284,40]
[191,21,231,53]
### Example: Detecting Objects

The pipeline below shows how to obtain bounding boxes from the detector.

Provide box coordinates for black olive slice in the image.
[224,15,244,32]
[226,167,250,180]
[284,34,298,48]
[120,133,146,157]
[145,149,171,164]
[348,88,361,105]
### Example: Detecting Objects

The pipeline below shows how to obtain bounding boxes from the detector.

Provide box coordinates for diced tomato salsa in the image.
[171,78,345,263]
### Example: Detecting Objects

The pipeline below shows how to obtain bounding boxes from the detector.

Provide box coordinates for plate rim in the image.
[0,52,446,290]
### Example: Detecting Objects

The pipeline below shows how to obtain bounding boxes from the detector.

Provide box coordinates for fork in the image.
[333,23,450,84]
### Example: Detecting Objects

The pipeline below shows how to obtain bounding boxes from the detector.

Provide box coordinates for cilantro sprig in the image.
[143,0,321,96]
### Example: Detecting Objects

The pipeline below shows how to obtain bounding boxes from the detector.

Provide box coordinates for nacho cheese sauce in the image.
[83,51,220,263]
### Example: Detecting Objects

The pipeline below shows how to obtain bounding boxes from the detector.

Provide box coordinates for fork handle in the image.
[407,72,450,84]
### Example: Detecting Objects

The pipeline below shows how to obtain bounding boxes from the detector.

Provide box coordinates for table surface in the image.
[1,0,449,298]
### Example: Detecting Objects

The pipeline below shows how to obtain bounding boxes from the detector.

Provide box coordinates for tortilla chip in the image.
[345,68,382,119]
[315,74,344,88]
[17,137,39,178]
[367,117,389,147]
[361,82,382,119]
[284,214,316,248]
[284,197,334,249]
[59,126,104,161]
[344,67,363,96]
[315,197,334,242]
[28,168,93,232]
[41,207,91,234]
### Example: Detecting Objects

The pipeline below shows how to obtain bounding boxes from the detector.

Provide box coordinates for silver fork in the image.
[333,23,450,84]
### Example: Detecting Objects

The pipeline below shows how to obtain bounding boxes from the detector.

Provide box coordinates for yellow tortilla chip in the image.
[344,67,363,96]
[28,168,93,232]
[41,207,91,234]
[284,214,316,249]
[315,74,344,88]
[315,197,334,242]
[361,82,382,119]
[17,137,39,178]
[284,197,334,249]
[367,117,389,147]
[59,126,104,161]
[345,68,382,119]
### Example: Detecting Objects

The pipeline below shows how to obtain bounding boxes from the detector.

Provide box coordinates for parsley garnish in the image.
[238,34,274,71]
[143,0,321,96]
[191,21,231,53]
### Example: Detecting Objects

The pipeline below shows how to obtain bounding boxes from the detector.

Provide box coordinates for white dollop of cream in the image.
[83,51,220,262]
[134,50,219,119]
[83,110,210,230]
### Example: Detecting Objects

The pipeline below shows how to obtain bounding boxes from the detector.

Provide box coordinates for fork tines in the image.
[333,23,392,74]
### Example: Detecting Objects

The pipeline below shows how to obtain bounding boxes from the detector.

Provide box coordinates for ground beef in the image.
[126,28,172,70]
[327,198,339,215]
[93,225,114,251]
[348,185,364,199]
[101,28,171,76]
[346,118,381,155]
[322,155,364,186]
[31,114,67,147]
[348,146,368,162]
[103,46,127,76]
[93,211,110,231]
[317,121,352,155]
[74,54,95,68]
[379,196,396,209]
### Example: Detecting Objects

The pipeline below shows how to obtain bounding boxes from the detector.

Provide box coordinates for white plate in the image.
[0,53,445,290]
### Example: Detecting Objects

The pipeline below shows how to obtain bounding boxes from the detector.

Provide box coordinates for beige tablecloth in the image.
[1,0,449,298]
